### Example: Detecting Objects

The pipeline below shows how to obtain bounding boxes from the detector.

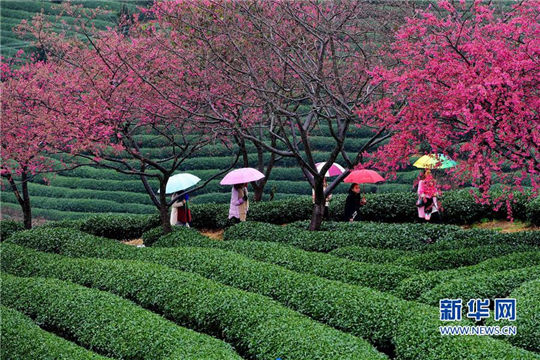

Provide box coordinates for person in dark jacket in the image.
[343,183,366,222]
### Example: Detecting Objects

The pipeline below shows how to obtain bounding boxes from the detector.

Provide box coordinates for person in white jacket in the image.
[170,193,191,227]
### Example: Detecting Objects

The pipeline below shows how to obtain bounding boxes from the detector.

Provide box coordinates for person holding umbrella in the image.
[170,192,192,227]
[163,173,200,227]
[220,168,265,223]
[229,183,249,223]
[413,154,455,222]
[343,183,367,222]
[343,169,385,222]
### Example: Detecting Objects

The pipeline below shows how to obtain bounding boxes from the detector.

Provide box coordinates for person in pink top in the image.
[229,183,249,223]
[416,171,427,219]
[416,170,442,222]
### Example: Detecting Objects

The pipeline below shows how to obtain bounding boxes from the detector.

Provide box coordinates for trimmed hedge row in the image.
[1,272,241,360]
[224,221,460,252]
[190,192,296,204]
[37,213,161,240]
[1,243,384,360]
[0,219,24,241]
[225,221,539,256]
[1,193,155,214]
[429,229,540,251]
[79,213,160,240]
[486,279,540,352]
[1,0,133,19]
[393,244,538,271]
[526,197,540,225]
[185,189,537,229]
[330,246,412,264]
[210,188,536,224]
[418,266,540,306]
[33,174,156,193]
[190,198,314,229]
[8,228,540,360]
[392,251,540,301]
[1,203,103,221]
[27,182,153,205]
[0,305,109,360]
[154,233,417,292]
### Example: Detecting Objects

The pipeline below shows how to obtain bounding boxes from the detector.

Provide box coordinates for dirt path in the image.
[200,229,224,240]
[123,238,143,246]
[462,220,538,233]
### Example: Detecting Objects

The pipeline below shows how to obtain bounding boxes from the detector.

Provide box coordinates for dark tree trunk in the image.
[21,172,32,229]
[158,181,172,234]
[252,181,266,201]
[4,170,32,229]
[308,178,326,231]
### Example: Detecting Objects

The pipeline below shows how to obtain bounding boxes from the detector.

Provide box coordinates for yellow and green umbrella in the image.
[413,154,457,169]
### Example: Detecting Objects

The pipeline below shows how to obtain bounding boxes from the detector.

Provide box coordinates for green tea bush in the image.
[0,220,24,241]
[393,244,537,271]
[391,304,536,360]
[486,279,540,352]
[1,273,241,360]
[1,243,386,360]
[224,221,459,252]
[526,197,540,225]
[80,213,160,240]
[392,251,540,300]
[190,197,314,228]
[9,228,539,360]
[419,266,540,306]
[28,182,152,204]
[154,235,416,292]
[141,226,167,246]
[34,175,155,192]
[142,226,205,247]
[40,219,86,230]
[329,246,410,264]
[190,203,232,229]
[2,193,154,214]
[0,305,108,360]
[429,229,540,251]
[0,202,103,221]
[329,189,534,224]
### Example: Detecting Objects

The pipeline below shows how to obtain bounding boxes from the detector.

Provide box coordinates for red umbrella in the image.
[344,169,385,184]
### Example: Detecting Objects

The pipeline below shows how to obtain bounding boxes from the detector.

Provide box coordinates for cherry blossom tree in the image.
[17,7,238,232]
[358,0,539,210]
[152,0,409,229]
[1,58,81,229]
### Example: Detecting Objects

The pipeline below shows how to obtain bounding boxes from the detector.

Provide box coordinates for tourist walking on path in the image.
[229,183,249,223]
[416,170,441,221]
[170,193,192,227]
[343,183,366,222]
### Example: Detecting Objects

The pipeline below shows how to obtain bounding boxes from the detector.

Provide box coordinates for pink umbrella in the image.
[220,167,265,185]
[315,162,346,177]
[344,169,385,184]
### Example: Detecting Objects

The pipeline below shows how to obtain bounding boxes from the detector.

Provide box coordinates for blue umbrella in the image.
[161,173,201,194]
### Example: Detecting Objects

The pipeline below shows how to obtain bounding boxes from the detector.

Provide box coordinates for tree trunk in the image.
[159,202,172,234]
[308,179,326,231]
[158,181,172,234]
[21,171,32,229]
[252,180,266,202]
